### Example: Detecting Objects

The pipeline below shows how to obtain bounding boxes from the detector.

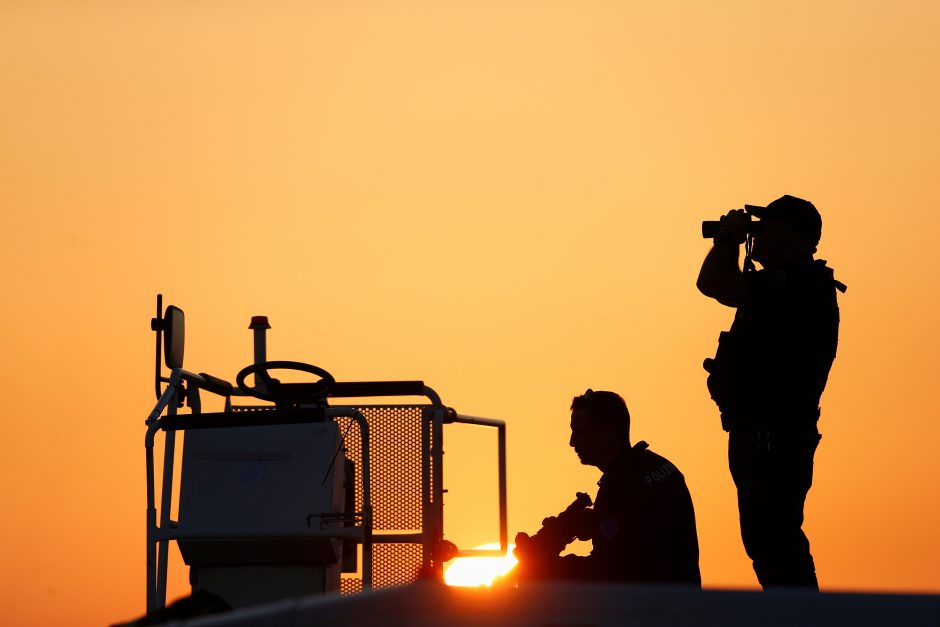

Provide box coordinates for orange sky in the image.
[2,1,939,624]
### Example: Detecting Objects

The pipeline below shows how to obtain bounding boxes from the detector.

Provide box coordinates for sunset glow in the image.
[444,544,518,587]
[3,2,940,624]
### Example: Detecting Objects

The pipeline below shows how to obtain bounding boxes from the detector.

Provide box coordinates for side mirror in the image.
[164,305,185,370]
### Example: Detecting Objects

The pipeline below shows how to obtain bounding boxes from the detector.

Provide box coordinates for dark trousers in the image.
[728,427,821,590]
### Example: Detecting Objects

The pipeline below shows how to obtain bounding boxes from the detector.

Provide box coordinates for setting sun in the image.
[444,544,518,587]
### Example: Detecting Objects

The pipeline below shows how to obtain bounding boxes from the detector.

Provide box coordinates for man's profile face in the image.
[569,408,607,468]
[751,218,805,265]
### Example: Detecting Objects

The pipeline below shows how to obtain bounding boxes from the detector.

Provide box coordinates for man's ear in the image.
[602,422,623,442]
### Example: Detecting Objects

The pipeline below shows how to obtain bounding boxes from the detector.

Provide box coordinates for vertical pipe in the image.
[421,408,431,570]
[432,407,445,580]
[145,438,156,612]
[145,369,178,611]
[497,424,508,553]
[155,386,179,609]
[361,510,373,591]
[250,316,270,365]
[357,413,372,591]
[421,387,444,574]
[249,316,271,397]
[188,387,201,414]
[153,294,163,401]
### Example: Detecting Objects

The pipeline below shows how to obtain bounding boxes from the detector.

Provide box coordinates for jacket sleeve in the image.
[550,472,699,584]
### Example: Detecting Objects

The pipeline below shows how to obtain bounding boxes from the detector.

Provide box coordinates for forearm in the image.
[697,240,748,306]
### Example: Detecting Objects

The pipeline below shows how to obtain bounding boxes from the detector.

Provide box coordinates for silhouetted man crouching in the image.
[514,390,700,586]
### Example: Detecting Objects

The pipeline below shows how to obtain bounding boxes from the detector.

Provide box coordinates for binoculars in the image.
[701,206,763,239]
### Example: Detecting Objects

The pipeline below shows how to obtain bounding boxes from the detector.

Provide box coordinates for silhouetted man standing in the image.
[697,195,844,589]
[514,390,700,586]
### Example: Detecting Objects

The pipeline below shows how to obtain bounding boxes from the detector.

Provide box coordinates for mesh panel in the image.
[373,543,424,587]
[334,406,433,592]
[340,543,424,594]
[334,406,429,532]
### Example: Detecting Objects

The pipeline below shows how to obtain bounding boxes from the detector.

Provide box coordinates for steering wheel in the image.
[236,360,335,406]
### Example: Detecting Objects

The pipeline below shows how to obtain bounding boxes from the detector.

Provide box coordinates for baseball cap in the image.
[746,194,822,245]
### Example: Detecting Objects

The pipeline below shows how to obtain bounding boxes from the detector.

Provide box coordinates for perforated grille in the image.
[334,406,429,532]
[340,577,362,595]
[340,543,424,594]
[374,543,424,586]
[334,405,433,592]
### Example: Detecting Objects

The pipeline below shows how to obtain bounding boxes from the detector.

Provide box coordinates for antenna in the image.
[151,294,164,400]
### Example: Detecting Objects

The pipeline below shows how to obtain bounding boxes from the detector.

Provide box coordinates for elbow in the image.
[696,275,715,298]
[697,276,742,307]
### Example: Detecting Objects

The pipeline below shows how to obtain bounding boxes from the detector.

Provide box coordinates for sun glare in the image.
[443,544,518,587]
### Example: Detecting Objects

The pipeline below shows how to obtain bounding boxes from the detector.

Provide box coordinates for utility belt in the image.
[704,333,822,433]
[720,405,821,434]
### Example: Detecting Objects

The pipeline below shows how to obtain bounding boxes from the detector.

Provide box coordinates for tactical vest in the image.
[704,257,843,431]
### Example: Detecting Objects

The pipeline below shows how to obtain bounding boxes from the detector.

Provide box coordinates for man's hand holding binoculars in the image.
[714,208,751,244]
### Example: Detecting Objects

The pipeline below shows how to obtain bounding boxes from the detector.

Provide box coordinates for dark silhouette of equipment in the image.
[142,295,509,615]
